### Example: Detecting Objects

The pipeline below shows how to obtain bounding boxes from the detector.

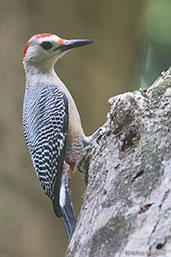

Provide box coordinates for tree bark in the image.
[66,67,171,257]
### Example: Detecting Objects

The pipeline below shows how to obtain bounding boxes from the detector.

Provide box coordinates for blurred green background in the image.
[0,0,170,256]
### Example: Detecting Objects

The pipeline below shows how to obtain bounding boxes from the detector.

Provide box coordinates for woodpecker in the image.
[22,33,104,241]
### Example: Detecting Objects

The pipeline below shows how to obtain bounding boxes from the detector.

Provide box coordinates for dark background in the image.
[0,0,171,256]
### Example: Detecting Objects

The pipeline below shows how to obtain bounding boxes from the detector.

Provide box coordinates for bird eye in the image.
[41,41,53,50]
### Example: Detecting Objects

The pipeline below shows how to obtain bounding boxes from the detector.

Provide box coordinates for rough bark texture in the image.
[66,68,171,257]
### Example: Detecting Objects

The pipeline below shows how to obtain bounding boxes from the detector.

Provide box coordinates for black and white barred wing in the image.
[23,84,68,201]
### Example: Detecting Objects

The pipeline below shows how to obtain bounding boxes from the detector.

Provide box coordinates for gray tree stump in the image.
[66,68,171,257]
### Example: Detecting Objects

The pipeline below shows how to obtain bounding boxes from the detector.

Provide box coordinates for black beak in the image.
[60,39,93,52]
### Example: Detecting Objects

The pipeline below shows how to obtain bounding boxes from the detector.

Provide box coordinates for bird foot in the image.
[77,123,107,182]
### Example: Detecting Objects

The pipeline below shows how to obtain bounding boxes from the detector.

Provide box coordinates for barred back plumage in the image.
[23,83,68,199]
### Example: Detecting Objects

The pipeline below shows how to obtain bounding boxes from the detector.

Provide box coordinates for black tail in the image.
[61,190,76,241]
[53,188,76,241]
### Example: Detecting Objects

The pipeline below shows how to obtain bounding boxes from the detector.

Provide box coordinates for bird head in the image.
[23,33,93,69]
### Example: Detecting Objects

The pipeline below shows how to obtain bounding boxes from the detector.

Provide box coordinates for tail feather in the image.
[61,190,76,241]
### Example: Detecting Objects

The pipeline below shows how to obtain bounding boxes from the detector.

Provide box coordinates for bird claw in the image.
[77,157,89,183]
[77,123,107,180]
[85,123,107,145]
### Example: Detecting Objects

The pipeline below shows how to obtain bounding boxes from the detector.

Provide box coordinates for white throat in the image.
[23,59,59,86]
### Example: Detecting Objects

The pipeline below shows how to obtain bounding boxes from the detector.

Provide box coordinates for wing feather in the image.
[23,84,68,203]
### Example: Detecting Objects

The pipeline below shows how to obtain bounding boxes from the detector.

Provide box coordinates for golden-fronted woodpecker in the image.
[22,33,104,241]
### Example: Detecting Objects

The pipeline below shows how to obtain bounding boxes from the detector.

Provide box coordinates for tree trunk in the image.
[66,68,171,257]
